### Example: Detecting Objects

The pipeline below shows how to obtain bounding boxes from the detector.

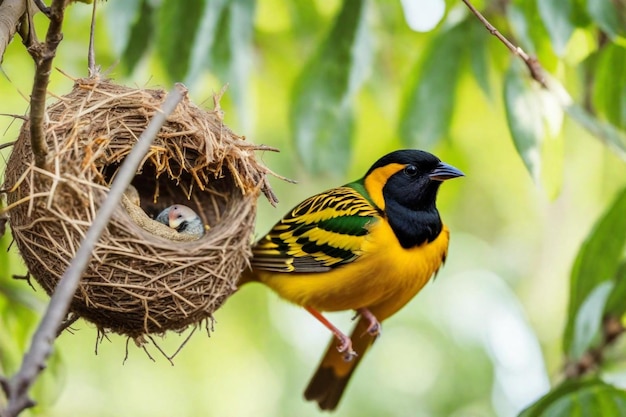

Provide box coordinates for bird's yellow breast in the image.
[255,219,449,320]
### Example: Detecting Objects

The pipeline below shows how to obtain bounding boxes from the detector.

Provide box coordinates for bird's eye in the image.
[404,165,418,177]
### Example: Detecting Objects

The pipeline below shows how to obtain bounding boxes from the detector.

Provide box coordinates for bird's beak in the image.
[429,162,464,181]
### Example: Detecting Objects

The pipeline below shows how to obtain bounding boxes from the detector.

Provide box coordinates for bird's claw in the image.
[364,321,381,337]
[355,308,382,337]
[336,334,357,362]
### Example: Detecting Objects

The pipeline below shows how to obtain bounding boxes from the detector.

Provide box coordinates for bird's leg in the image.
[305,306,357,361]
[354,308,382,337]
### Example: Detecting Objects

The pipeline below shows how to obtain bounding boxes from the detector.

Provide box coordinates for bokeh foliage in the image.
[1,0,626,416]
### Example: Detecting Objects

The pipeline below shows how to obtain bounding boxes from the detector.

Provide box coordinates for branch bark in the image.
[0,84,188,417]
[27,0,68,169]
[564,316,625,379]
[0,0,27,63]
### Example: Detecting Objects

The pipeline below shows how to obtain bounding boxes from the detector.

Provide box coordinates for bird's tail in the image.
[304,315,377,411]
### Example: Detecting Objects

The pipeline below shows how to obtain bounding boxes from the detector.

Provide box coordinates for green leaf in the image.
[563,187,626,355]
[592,44,626,131]
[605,262,626,316]
[564,104,626,160]
[157,0,207,81]
[399,19,467,149]
[291,0,371,175]
[571,281,614,359]
[104,0,144,56]
[121,0,154,74]
[503,60,564,184]
[587,0,626,39]
[507,3,537,55]
[519,379,626,417]
[186,0,227,83]
[469,20,492,99]
[537,0,575,56]
[207,0,256,129]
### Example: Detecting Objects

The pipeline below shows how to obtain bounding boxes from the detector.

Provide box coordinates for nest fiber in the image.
[3,78,275,338]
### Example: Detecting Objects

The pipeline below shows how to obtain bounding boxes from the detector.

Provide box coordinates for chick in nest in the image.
[121,186,205,242]
[156,205,205,240]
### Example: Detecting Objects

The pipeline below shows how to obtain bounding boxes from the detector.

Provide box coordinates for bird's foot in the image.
[335,333,358,362]
[305,306,357,362]
[355,308,382,337]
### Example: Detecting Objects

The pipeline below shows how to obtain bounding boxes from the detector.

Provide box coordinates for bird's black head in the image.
[361,149,463,248]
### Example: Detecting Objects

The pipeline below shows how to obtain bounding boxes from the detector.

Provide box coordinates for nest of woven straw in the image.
[2,78,276,339]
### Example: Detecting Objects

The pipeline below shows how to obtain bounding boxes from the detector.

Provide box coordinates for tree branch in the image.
[461,0,626,160]
[0,0,27,63]
[0,83,188,417]
[27,0,68,169]
[564,316,625,379]
[461,0,547,88]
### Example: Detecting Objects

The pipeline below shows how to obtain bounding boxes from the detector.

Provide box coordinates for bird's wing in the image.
[251,186,381,273]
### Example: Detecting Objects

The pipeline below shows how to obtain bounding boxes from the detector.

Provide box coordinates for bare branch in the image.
[461,0,547,88]
[0,212,7,238]
[0,84,188,417]
[461,0,626,160]
[0,0,27,63]
[564,316,625,379]
[27,0,68,169]
[87,0,98,77]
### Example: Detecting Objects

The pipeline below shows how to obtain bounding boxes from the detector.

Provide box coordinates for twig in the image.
[27,0,68,168]
[32,0,51,17]
[461,0,547,88]
[0,212,7,238]
[461,0,626,159]
[56,313,79,337]
[564,316,625,379]
[0,141,17,150]
[0,84,187,417]
[87,0,98,77]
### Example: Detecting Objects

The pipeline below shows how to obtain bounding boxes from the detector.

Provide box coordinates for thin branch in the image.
[0,140,17,150]
[32,0,51,17]
[0,0,27,63]
[87,0,98,77]
[0,213,6,238]
[56,313,79,337]
[461,0,547,88]
[461,0,626,160]
[564,316,625,379]
[27,0,68,168]
[0,84,188,417]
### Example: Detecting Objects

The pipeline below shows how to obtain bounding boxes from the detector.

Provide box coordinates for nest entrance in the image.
[3,78,275,339]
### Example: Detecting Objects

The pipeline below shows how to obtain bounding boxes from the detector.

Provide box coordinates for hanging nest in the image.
[2,78,276,339]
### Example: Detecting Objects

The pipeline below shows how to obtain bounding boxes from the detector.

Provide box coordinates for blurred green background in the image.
[1,0,626,416]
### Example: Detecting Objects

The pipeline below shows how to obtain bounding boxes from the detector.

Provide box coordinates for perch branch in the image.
[27,0,67,168]
[0,84,188,417]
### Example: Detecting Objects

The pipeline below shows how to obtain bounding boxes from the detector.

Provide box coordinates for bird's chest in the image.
[354,221,449,302]
[285,220,449,312]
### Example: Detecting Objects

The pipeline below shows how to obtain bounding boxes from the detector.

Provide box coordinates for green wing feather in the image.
[251,185,381,273]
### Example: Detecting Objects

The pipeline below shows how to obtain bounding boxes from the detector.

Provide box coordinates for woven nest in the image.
[2,78,276,339]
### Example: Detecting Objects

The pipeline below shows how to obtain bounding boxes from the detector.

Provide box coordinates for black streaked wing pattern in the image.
[251,186,380,273]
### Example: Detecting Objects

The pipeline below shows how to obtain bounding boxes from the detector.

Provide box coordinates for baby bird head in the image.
[156,205,205,239]
[167,205,205,238]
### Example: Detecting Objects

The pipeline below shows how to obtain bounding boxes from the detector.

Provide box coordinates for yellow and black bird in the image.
[239,149,463,411]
